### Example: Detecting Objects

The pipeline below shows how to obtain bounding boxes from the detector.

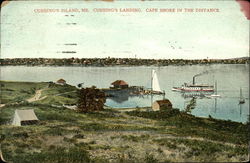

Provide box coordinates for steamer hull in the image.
[172,84,214,92]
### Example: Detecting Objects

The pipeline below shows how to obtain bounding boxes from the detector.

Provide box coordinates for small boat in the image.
[210,94,221,97]
[151,70,165,95]
[239,88,245,104]
[206,81,221,98]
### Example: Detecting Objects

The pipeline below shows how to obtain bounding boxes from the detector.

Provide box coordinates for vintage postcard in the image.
[0,0,249,162]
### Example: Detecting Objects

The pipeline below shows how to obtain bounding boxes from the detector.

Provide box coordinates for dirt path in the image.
[0,89,47,108]
[26,89,47,102]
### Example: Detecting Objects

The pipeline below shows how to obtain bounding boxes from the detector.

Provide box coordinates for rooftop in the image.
[57,79,66,83]
[155,99,172,106]
[111,80,128,86]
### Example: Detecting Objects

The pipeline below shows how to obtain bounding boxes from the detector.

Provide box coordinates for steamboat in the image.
[172,75,214,92]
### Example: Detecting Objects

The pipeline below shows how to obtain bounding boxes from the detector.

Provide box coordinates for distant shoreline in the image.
[0,57,249,66]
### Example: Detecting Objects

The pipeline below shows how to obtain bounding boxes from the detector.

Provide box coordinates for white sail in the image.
[152,70,161,92]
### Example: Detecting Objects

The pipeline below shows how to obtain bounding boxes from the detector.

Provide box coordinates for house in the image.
[12,109,39,126]
[152,99,172,111]
[111,80,129,89]
[56,78,66,85]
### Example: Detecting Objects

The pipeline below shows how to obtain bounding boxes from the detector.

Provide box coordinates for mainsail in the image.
[152,70,161,92]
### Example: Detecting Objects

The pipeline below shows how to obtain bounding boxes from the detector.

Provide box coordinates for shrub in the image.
[73,134,84,139]
[126,109,182,120]
[77,87,106,113]
[144,153,158,163]
[10,147,91,163]
[44,127,68,136]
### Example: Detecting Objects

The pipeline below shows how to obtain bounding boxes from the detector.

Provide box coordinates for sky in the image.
[1,0,249,59]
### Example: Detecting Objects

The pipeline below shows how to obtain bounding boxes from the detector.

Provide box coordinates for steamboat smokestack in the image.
[193,76,195,85]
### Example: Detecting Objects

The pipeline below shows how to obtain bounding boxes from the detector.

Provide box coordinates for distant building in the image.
[152,99,172,111]
[12,109,39,126]
[111,80,129,89]
[56,79,66,85]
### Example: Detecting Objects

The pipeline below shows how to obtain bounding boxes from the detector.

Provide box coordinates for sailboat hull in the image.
[239,88,245,104]
[210,95,221,97]
[206,94,221,98]
[239,100,245,104]
[151,91,165,95]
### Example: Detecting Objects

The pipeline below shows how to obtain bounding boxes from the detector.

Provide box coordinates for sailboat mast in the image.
[151,70,153,110]
[151,70,153,91]
[215,81,217,95]
[240,88,242,99]
[239,87,245,104]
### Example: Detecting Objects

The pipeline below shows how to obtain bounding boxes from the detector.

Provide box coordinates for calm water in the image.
[1,64,249,122]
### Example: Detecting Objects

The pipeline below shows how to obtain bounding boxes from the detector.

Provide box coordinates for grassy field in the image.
[0,81,48,104]
[0,81,249,162]
[0,81,78,106]
[38,82,78,105]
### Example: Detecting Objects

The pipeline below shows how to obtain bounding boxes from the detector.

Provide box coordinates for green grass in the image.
[127,109,249,145]
[0,80,78,106]
[120,134,150,142]
[38,83,78,105]
[153,138,248,162]
[1,104,248,162]
[0,81,249,162]
[7,146,91,163]
[0,81,48,104]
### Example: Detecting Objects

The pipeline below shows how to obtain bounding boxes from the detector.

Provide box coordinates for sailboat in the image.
[205,81,220,98]
[151,70,165,95]
[239,88,245,104]
[210,81,221,97]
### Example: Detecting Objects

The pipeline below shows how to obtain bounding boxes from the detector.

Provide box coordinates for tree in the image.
[77,86,106,113]
[185,97,196,113]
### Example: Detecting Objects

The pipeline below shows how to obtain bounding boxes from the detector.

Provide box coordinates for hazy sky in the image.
[1,0,249,59]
